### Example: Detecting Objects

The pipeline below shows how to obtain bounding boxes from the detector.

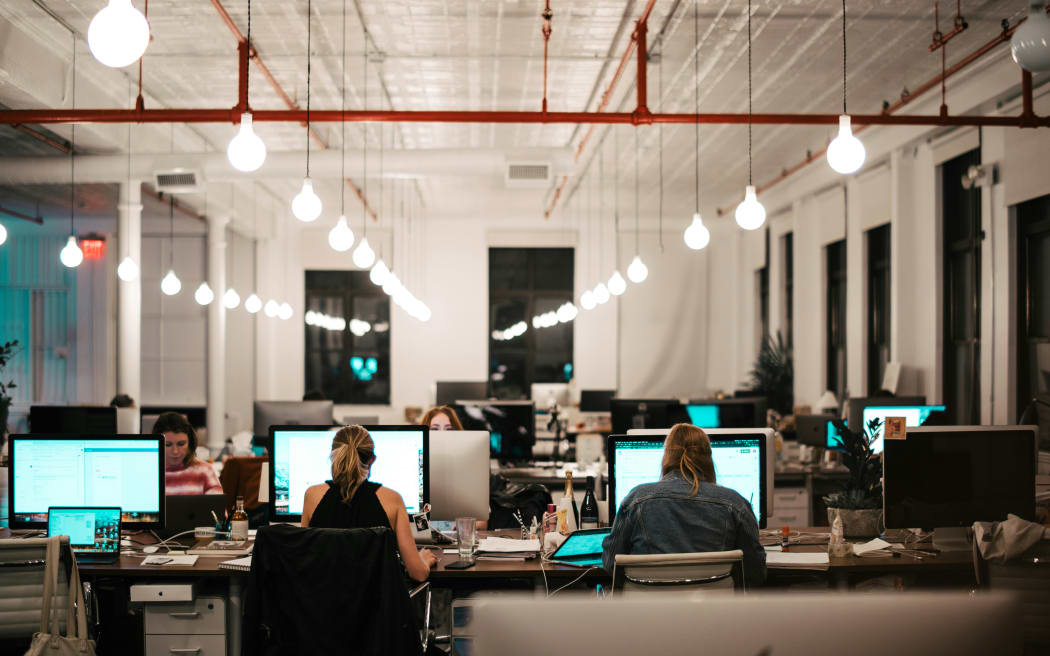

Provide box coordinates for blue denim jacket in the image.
[601,471,767,587]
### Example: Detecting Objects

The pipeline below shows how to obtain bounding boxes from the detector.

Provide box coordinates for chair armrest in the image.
[408,581,430,599]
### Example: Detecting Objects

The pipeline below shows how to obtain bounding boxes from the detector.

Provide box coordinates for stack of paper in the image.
[478,537,540,553]
[765,552,830,568]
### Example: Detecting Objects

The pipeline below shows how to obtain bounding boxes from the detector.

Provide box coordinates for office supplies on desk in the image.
[478,536,540,553]
[218,555,253,571]
[142,554,199,567]
[186,540,253,556]
[765,552,830,567]
[47,506,121,564]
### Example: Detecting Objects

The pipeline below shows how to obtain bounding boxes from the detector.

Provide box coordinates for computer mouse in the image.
[142,545,160,554]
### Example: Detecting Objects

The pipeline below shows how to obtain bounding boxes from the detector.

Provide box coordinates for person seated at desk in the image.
[154,411,223,496]
[601,423,766,587]
[421,405,463,431]
[300,425,437,582]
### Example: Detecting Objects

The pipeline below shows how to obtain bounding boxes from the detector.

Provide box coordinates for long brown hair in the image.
[661,423,716,495]
[420,405,464,430]
[330,425,375,503]
[153,411,199,467]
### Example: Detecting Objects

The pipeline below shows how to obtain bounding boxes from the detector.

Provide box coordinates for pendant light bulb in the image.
[328,215,355,252]
[264,299,280,317]
[826,115,866,174]
[245,293,262,314]
[1011,1,1050,73]
[608,271,627,296]
[291,177,322,222]
[684,213,711,250]
[194,282,214,306]
[227,113,267,172]
[223,288,241,309]
[59,235,84,268]
[117,255,139,281]
[160,269,181,296]
[369,259,390,286]
[593,282,610,304]
[0,223,7,246]
[734,185,767,231]
[352,237,376,268]
[382,273,401,297]
[418,304,432,323]
[87,0,150,68]
[580,290,596,311]
[627,255,648,283]
[278,302,293,321]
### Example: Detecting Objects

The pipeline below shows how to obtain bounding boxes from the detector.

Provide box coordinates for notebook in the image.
[187,539,254,556]
[218,555,253,571]
[47,507,121,564]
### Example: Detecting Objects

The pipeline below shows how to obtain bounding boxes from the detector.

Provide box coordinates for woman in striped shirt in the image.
[153,412,222,496]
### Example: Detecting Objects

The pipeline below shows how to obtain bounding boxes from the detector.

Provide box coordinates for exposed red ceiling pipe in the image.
[142,187,205,222]
[208,0,378,222]
[929,0,967,52]
[0,204,44,225]
[11,123,71,153]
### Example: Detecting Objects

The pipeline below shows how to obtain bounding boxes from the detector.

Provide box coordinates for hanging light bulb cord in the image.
[169,197,175,271]
[841,0,847,115]
[747,0,753,186]
[694,0,701,216]
[658,44,664,253]
[305,0,312,178]
[340,0,346,218]
[70,34,76,238]
[634,127,639,256]
[246,0,252,110]
[362,28,368,240]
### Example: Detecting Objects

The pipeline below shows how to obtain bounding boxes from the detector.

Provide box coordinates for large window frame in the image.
[826,239,847,399]
[1016,194,1050,419]
[867,224,891,394]
[783,232,794,347]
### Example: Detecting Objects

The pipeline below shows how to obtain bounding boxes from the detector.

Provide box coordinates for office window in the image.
[942,149,981,424]
[867,225,891,394]
[304,270,390,404]
[489,248,574,399]
[826,239,847,399]
[1017,193,1050,418]
[757,229,770,351]
[783,232,794,347]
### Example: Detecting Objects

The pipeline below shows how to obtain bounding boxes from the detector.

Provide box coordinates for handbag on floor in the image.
[25,537,96,656]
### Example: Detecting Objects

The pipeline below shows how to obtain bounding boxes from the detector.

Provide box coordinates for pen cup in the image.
[456,517,476,560]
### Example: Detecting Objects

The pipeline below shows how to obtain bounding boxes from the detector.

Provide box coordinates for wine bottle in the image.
[564,471,580,528]
[230,496,249,541]
[580,476,599,529]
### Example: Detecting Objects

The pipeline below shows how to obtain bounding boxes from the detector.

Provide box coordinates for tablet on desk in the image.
[548,528,611,568]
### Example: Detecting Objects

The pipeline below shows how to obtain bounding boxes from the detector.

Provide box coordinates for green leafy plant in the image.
[823,417,882,510]
[747,331,793,415]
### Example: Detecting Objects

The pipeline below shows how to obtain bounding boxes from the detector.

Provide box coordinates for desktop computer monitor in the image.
[8,434,164,529]
[429,430,490,522]
[845,396,925,435]
[608,430,769,528]
[686,398,767,428]
[140,406,207,435]
[795,414,838,447]
[610,399,690,434]
[531,383,570,410]
[269,425,428,523]
[435,381,488,406]
[883,425,1036,551]
[852,404,947,453]
[450,401,535,461]
[253,401,334,438]
[579,389,616,413]
[29,406,117,435]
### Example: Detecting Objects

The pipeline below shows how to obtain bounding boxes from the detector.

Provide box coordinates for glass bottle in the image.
[580,476,599,529]
[564,471,579,528]
[231,496,249,541]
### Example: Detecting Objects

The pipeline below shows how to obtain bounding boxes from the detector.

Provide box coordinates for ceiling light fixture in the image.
[223,288,241,309]
[684,2,710,252]
[118,84,140,280]
[264,299,279,317]
[328,215,354,251]
[352,236,376,268]
[0,223,7,247]
[735,0,767,231]
[61,37,83,269]
[245,293,262,314]
[227,3,266,174]
[593,282,610,305]
[608,270,627,296]
[160,197,180,295]
[278,302,293,320]
[194,282,215,305]
[88,0,150,68]
[292,0,322,222]
[827,0,866,174]
[1012,1,1050,72]
[580,289,596,311]
[328,1,356,252]
[627,127,648,283]
[369,259,390,286]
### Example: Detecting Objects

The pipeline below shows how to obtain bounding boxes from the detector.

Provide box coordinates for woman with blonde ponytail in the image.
[600,424,766,586]
[301,425,437,582]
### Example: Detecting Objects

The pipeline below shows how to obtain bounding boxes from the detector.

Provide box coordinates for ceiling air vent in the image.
[153,169,202,194]
[505,162,551,188]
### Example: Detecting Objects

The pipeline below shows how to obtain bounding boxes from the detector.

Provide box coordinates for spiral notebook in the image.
[218,555,253,571]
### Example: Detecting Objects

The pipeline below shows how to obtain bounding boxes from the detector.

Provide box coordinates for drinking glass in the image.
[456,517,476,560]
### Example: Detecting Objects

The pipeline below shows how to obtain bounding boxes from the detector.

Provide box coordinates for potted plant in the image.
[0,340,19,443]
[823,416,883,538]
[746,331,793,417]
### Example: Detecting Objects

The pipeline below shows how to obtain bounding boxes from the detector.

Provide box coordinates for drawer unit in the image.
[145,634,225,656]
[773,488,809,511]
[145,598,225,635]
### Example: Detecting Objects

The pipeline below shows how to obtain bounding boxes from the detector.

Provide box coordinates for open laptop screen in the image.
[48,507,121,554]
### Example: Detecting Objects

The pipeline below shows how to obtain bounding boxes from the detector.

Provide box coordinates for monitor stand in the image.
[932,527,971,552]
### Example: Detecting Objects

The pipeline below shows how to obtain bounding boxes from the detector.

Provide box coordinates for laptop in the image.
[47,507,121,564]
[548,528,611,568]
[164,495,229,538]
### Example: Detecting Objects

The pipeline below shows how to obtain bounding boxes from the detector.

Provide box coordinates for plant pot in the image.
[827,507,882,539]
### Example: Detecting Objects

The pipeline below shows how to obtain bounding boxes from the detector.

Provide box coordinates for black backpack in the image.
[487,474,553,530]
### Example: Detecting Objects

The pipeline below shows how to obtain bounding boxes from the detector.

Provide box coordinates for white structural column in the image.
[117,181,142,402]
[207,215,229,451]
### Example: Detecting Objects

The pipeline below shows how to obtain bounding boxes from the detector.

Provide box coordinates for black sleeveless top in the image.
[308,480,391,530]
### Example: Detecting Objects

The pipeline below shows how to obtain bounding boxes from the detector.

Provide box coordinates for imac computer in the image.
[609,399,690,435]
[269,425,428,523]
[429,430,490,522]
[883,425,1037,551]
[530,383,570,411]
[140,406,207,434]
[450,401,535,462]
[29,406,117,435]
[579,390,616,413]
[794,414,838,447]
[610,429,770,528]
[8,434,164,529]
[845,396,925,434]
[253,401,334,438]
[685,398,768,429]
[435,381,488,406]
[851,404,947,452]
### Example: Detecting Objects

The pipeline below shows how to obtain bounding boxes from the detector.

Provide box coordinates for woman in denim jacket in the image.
[601,423,767,587]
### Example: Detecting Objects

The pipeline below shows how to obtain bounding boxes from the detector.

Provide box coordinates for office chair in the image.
[0,537,71,641]
[612,550,745,597]
[219,456,268,525]
[242,524,426,655]
[973,538,1050,652]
